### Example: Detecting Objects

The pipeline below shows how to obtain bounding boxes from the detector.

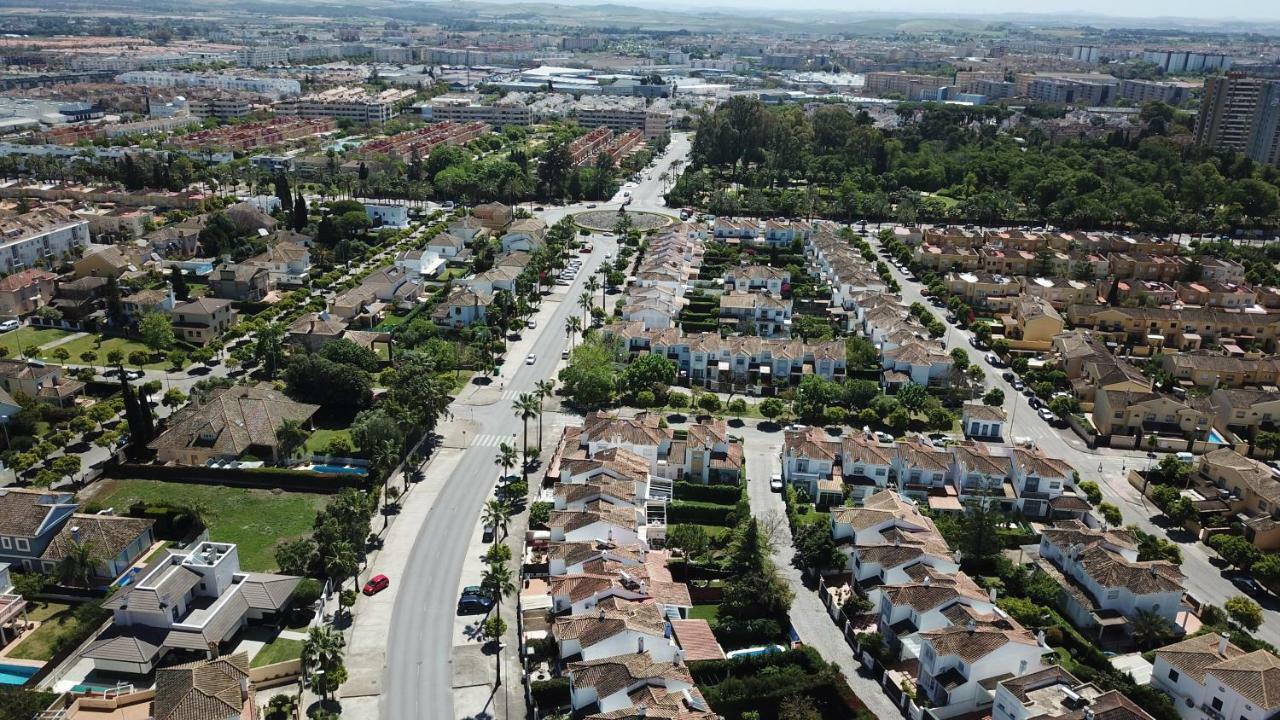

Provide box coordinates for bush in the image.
[668,500,737,526]
[1079,481,1102,505]
[667,391,689,409]
[674,482,743,505]
[698,393,722,413]
[294,578,323,607]
[530,677,570,710]
[528,501,553,530]
[727,398,748,414]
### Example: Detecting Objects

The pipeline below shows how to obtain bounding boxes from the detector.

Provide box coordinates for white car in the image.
[769,474,784,492]
[873,431,895,444]
[525,354,536,365]
[0,319,18,332]
[525,319,537,329]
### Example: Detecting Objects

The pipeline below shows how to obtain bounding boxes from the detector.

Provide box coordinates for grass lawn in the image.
[0,326,74,357]
[7,601,76,661]
[38,335,177,369]
[689,524,732,542]
[251,636,304,668]
[792,510,832,529]
[304,428,356,456]
[688,604,720,622]
[88,480,331,572]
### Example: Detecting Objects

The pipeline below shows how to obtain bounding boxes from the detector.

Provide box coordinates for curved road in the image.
[382,134,692,720]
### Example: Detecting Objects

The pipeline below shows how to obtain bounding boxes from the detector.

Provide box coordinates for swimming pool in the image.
[0,663,37,686]
[309,464,368,476]
[725,644,786,660]
[1208,428,1227,444]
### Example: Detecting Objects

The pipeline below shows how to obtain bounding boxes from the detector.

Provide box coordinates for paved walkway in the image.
[37,331,87,351]
[743,440,903,720]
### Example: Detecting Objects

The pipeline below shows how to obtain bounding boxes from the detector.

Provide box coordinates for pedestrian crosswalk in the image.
[499,390,521,401]
[469,433,513,448]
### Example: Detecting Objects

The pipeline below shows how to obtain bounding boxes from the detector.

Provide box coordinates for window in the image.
[1107,589,1120,600]
[1211,698,1223,712]
[1167,668,1180,683]
[0,537,8,550]
[15,538,28,552]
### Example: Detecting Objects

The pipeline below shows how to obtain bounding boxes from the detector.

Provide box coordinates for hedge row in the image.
[530,677,569,711]
[668,500,737,527]
[673,481,742,505]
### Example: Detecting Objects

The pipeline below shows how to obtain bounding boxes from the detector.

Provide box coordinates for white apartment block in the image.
[116,71,301,99]
[0,206,91,274]
[423,95,534,125]
[575,97,673,140]
[236,46,291,67]
[278,86,415,124]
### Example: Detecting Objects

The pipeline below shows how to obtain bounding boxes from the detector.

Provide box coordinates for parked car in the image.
[770,474,784,492]
[1002,371,1016,382]
[561,349,570,360]
[457,586,494,614]
[1012,380,1025,391]
[1232,575,1265,596]
[985,353,1002,367]
[362,574,390,596]
[1028,397,1043,410]
[0,319,19,332]
[525,319,537,329]
[586,203,597,208]
[482,525,494,543]
[1037,407,1056,423]
[873,431,895,444]
[526,354,536,365]
[104,368,145,381]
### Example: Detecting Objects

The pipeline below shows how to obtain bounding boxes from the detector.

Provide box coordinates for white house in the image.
[1152,633,1280,720]
[365,202,409,228]
[917,620,1050,718]
[467,265,521,295]
[962,402,1007,440]
[500,218,548,252]
[547,541,645,577]
[431,285,491,328]
[724,264,790,295]
[553,597,678,662]
[568,652,700,713]
[1007,447,1075,518]
[876,569,997,659]
[992,666,1154,720]
[1038,521,1185,644]
[782,428,894,504]
[83,542,299,674]
[883,343,954,387]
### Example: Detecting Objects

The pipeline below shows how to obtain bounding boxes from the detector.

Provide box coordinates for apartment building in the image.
[1119,78,1192,105]
[1162,351,1280,388]
[0,205,91,274]
[992,667,1154,720]
[1070,305,1280,349]
[117,70,301,98]
[1142,49,1231,74]
[718,290,791,337]
[169,297,236,344]
[783,428,896,505]
[187,94,253,120]
[277,86,416,124]
[575,97,673,140]
[422,95,533,125]
[863,72,952,100]
[1195,74,1280,167]
[1196,448,1280,548]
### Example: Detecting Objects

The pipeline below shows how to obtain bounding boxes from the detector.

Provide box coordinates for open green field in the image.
[0,327,75,357]
[304,428,356,456]
[38,335,180,369]
[87,480,331,572]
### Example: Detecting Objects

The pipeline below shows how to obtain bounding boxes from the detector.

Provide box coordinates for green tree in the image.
[276,418,309,463]
[254,325,286,378]
[170,266,189,301]
[759,397,785,421]
[620,354,675,399]
[1225,595,1263,632]
[1252,554,1280,590]
[138,312,175,352]
[558,337,618,408]
[1130,609,1177,650]
[983,388,1005,406]
[56,539,101,587]
[275,538,316,576]
[483,499,512,542]
[1098,502,1122,526]
[793,522,842,576]
[1208,534,1260,570]
[514,392,540,481]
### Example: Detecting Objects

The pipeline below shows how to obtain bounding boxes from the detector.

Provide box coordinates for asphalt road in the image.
[381,135,692,720]
[865,231,1280,647]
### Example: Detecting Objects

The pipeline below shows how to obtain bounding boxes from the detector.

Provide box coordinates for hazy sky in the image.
[659,0,1280,22]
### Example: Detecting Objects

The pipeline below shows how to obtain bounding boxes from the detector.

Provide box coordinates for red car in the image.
[362,574,390,596]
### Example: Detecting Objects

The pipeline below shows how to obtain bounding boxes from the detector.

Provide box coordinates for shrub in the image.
[673,482,742,505]
[668,500,736,526]
[1079,481,1102,505]
[727,398,748,414]
[698,393,722,413]
[530,677,570,710]
[293,578,323,607]
[667,391,689,409]
[528,501,553,530]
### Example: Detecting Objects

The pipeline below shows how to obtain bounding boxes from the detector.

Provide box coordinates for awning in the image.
[759,366,771,375]
[717,361,730,371]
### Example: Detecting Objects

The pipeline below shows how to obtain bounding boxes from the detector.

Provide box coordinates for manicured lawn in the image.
[688,604,720,622]
[37,335,176,369]
[251,636,304,667]
[87,480,331,572]
[7,601,75,661]
[0,326,74,357]
[304,428,356,456]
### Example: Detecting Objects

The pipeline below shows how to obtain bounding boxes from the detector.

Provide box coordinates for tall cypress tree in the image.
[275,173,293,214]
[293,191,308,232]
[170,266,189,301]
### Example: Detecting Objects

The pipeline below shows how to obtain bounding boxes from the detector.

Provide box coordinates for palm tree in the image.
[482,498,512,541]
[481,557,516,687]
[577,290,592,328]
[57,539,101,587]
[1130,609,1176,650]
[494,441,518,481]
[534,379,555,448]
[302,625,346,700]
[514,393,540,482]
[276,419,309,465]
[585,275,602,314]
[566,316,583,351]
[265,694,298,720]
[323,541,359,590]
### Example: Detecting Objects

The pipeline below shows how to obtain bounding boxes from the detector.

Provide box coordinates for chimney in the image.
[598,607,606,621]
[1218,632,1230,657]
[965,619,977,633]
[239,676,249,702]
[1085,709,1095,720]
[989,587,998,603]
[637,636,645,654]
[923,575,932,587]
[70,526,81,544]
[1037,629,1047,646]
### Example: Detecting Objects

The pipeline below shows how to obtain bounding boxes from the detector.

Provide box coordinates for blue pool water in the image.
[0,663,38,686]
[114,566,142,588]
[311,464,368,476]
[725,644,786,660]
[1208,429,1227,444]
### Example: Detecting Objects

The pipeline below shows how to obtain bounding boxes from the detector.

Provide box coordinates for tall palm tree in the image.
[482,498,512,541]
[494,442,518,481]
[585,275,602,314]
[323,541,359,590]
[481,557,516,687]
[1130,609,1176,650]
[57,539,101,587]
[514,393,540,482]
[302,625,346,700]
[566,316,583,351]
[534,379,555,448]
[276,419,309,465]
[577,291,593,328]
